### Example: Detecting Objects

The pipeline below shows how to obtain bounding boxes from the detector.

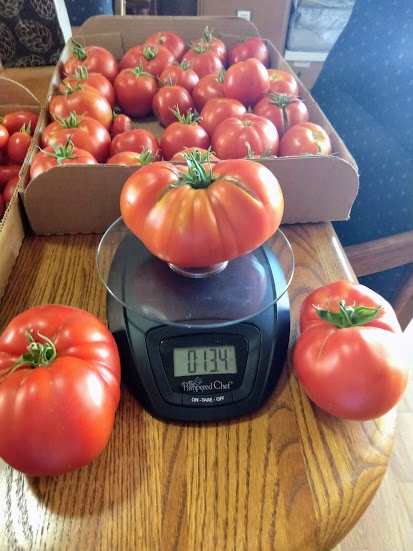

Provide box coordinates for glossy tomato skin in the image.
[160,120,210,160]
[170,147,220,162]
[120,158,284,266]
[0,304,121,476]
[145,31,187,61]
[107,150,157,166]
[228,37,269,67]
[159,62,199,94]
[211,113,279,159]
[182,48,224,79]
[152,85,195,127]
[252,93,309,138]
[267,69,299,96]
[48,84,113,130]
[41,115,111,164]
[111,113,132,138]
[299,280,402,334]
[279,121,332,157]
[114,68,158,118]
[0,110,39,135]
[7,129,32,164]
[223,59,269,108]
[61,72,116,108]
[0,125,9,149]
[191,71,226,113]
[63,45,119,83]
[293,281,409,421]
[109,128,161,159]
[119,44,175,77]
[30,146,97,180]
[199,97,246,138]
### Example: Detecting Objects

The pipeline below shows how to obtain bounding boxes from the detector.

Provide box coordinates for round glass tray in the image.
[96,217,295,329]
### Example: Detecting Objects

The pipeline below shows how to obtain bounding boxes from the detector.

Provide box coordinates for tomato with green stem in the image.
[107,148,158,166]
[159,60,199,94]
[41,112,111,164]
[152,81,194,127]
[6,124,32,164]
[109,128,161,160]
[30,138,98,180]
[279,121,332,157]
[182,43,224,79]
[114,64,159,118]
[120,44,175,77]
[0,304,121,476]
[253,92,309,138]
[191,70,226,113]
[0,110,38,135]
[293,280,409,420]
[61,66,116,108]
[63,42,119,83]
[160,109,210,160]
[120,151,284,267]
[144,31,187,62]
[211,113,279,160]
[48,82,113,131]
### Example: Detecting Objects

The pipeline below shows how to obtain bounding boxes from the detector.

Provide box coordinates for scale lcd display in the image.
[173,345,237,377]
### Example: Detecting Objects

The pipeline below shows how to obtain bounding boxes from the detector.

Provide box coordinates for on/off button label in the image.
[182,393,233,406]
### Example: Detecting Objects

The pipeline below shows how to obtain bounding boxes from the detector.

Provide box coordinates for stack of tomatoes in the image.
[31,29,332,178]
[0,110,39,219]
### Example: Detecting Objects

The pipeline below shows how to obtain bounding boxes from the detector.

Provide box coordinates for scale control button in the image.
[182,393,233,407]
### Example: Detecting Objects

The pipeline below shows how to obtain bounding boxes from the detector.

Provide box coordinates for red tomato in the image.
[252,93,309,137]
[6,127,32,164]
[119,44,175,77]
[293,281,409,420]
[223,58,269,108]
[48,83,113,130]
[182,45,224,79]
[114,66,158,118]
[159,111,210,161]
[61,67,116,108]
[170,147,220,162]
[0,304,121,476]
[228,37,270,67]
[0,110,39,135]
[267,69,299,96]
[199,97,246,137]
[63,43,119,83]
[120,156,284,266]
[0,124,9,149]
[159,60,199,94]
[109,128,161,159]
[144,31,187,61]
[2,175,19,203]
[191,70,226,113]
[211,113,279,160]
[192,27,228,66]
[111,113,132,138]
[0,164,21,190]
[30,140,98,180]
[152,84,195,127]
[107,149,158,166]
[41,113,111,164]
[279,121,332,156]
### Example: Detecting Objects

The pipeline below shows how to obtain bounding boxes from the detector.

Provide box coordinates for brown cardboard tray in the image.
[0,77,41,301]
[21,15,359,236]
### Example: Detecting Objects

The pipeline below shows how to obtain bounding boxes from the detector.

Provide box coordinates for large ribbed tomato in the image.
[120,155,284,267]
[0,305,121,476]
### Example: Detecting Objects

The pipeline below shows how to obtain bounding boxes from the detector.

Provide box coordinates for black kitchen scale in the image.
[96,217,294,423]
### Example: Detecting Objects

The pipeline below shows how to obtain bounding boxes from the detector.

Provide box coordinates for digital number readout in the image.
[173,346,237,377]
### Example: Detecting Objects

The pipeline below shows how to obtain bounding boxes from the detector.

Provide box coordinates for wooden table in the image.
[0,67,396,551]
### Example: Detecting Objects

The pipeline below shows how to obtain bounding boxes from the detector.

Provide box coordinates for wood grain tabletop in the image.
[0,66,396,551]
[0,223,396,551]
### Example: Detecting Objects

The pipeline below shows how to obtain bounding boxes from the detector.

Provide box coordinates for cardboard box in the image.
[0,78,41,300]
[21,15,359,235]
[197,0,293,54]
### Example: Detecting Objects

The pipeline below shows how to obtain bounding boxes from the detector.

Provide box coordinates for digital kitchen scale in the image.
[96,217,294,423]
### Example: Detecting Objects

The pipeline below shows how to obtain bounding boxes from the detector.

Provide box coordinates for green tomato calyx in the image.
[315,300,382,328]
[9,330,57,374]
